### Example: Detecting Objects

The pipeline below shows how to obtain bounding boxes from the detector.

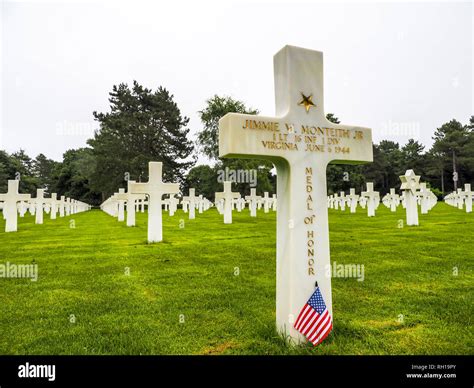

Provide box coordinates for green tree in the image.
[10,150,39,193]
[401,139,425,173]
[55,148,101,204]
[183,165,219,200]
[196,95,276,195]
[430,118,473,192]
[197,95,258,160]
[32,153,59,191]
[88,81,195,198]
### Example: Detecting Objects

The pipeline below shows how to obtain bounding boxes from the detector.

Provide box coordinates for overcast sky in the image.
[1,0,472,164]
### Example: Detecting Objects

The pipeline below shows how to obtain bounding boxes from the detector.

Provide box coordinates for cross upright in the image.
[167,194,179,216]
[456,188,464,210]
[129,162,179,243]
[219,45,373,343]
[114,188,127,222]
[31,189,46,224]
[125,180,146,227]
[245,188,261,217]
[197,195,204,214]
[49,193,59,220]
[464,183,472,213]
[346,188,359,213]
[418,183,430,214]
[385,188,400,212]
[215,181,241,224]
[361,182,379,217]
[333,192,339,210]
[65,198,71,216]
[0,180,31,232]
[182,188,197,219]
[400,169,421,226]
[339,191,346,211]
[59,195,66,217]
[262,192,271,213]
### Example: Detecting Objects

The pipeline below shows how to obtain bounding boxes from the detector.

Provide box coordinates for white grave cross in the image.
[182,188,197,219]
[245,188,261,217]
[129,162,179,243]
[215,181,241,224]
[400,169,420,226]
[0,180,31,232]
[218,45,373,343]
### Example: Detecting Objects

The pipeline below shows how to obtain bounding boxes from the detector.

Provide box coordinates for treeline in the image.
[1,81,472,205]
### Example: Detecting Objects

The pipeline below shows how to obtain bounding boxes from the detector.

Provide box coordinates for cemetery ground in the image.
[0,204,471,355]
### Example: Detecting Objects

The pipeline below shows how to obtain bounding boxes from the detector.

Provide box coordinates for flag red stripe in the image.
[306,311,329,342]
[310,315,332,344]
[300,310,317,335]
[297,306,316,332]
[313,321,333,346]
[306,310,329,341]
[294,304,311,330]
[310,315,331,344]
[295,304,312,331]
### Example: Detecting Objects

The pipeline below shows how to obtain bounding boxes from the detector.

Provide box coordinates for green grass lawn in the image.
[0,203,472,355]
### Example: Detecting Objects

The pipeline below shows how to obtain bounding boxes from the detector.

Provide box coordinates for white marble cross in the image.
[272,194,277,211]
[400,169,420,226]
[218,45,373,343]
[168,194,179,216]
[235,197,245,212]
[418,183,431,214]
[215,181,241,224]
[463,184,472,213]
[58,195,66,217]
[346,188,359,213]
[262,192,271,213]
[385,188,400,212]
[360,182,380,217]
[65,198,71,216]
[125,180,146,227]
[182,188,197,219]
[333,193,339,210]
[49,193,59,220]
[31,189,46,224]
[361,183,379,217]
[17,201,28,218]
[245,188,261,217]
[0,180,31,232]
[339,191,346,211]
[197,195,204,214]
[114,188,127,222]
[129,162,179,243]
[456,188,464,210]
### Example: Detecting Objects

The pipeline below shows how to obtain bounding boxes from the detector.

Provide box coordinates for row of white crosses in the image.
[100,162,217,243]
[327,170,440,226]
[327,183,380,217]
[213,181,277,224]
[444,184,473,213]
[0,179,90,232]
[181,190,213,218]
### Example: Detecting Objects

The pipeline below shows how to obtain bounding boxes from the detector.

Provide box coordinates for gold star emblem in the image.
[298,93,316,113]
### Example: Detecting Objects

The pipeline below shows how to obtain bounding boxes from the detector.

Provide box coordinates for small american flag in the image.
[294,286,333,346]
